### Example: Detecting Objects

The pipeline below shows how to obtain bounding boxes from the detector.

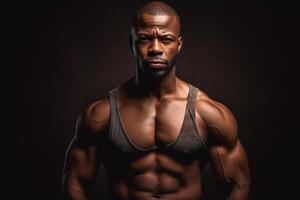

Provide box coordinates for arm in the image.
[61,99,110,200]
[197,98,251,200]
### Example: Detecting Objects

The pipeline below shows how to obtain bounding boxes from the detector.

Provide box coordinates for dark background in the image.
[8,0,299,199]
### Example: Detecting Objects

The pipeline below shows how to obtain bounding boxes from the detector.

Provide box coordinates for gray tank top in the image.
[105,85,207,164]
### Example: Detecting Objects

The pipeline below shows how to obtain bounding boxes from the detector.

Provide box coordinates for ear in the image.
[177,36,183,54]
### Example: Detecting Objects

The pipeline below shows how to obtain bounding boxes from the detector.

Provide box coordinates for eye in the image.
[137,36,151,44]
[161,38,173,44]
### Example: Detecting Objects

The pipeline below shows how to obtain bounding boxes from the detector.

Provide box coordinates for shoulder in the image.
[194,88,238,148]
[79,97,111,137]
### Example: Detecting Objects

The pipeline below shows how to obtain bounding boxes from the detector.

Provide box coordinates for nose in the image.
[149,39,163,55]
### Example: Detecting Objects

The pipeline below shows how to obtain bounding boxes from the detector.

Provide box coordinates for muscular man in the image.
[62,1,251,199]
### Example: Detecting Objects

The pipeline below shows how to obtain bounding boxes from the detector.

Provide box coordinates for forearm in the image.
[227,182,250,200]
[63,175,88,200]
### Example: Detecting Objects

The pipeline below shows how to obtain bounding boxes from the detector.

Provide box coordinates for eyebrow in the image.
[137,32,176,37]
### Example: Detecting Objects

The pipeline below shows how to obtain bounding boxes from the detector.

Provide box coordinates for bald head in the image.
[132,1,181,35]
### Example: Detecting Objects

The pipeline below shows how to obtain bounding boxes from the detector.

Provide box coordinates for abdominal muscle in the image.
[108,152,202,200]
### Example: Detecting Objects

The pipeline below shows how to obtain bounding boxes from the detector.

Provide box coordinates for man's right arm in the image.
[61,99,110,200]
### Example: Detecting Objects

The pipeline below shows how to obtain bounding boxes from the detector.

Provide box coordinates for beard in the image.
[138,54,178,79]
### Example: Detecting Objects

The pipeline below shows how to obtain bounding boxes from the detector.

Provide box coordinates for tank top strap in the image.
[108,88,118,116]
[108,87,137,152]
[186,85,208,149]
[108,87,120,140]
[109,87,117,103]
[187,85,198,118]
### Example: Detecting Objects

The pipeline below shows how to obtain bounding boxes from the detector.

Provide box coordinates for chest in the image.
[118,98,188,149]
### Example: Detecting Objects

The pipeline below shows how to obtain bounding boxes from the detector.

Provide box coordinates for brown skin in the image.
[62,2,251,200]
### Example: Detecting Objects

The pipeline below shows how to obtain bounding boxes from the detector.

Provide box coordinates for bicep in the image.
[62,138,99,199]
[63,115,101,183]
[197,96,251,198]
[209,139,250,187]
[67,144,99,181]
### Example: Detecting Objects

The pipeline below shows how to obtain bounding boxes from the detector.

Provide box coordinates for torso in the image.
[100,79,209,200]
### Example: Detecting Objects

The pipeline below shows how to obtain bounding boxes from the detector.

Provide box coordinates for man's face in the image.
[131,13,183,78]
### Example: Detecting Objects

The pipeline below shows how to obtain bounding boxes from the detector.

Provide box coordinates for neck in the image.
[134,66,177,99]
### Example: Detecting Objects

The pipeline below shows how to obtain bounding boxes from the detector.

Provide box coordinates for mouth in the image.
[147,60,167,68]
